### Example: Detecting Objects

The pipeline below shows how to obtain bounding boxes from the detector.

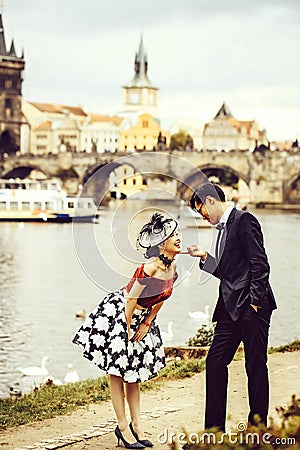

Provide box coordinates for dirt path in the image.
[1,351,299,450]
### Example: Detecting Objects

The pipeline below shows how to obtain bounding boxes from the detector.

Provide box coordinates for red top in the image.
[124,264,178,309]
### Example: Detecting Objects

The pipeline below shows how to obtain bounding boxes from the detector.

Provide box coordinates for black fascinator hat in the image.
[136,212,178,252]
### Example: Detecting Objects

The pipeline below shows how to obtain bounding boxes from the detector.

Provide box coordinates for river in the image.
[0,200,299,397]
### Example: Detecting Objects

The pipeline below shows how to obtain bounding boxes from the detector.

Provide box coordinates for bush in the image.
[172,396,300,449]
[186,324,215,347]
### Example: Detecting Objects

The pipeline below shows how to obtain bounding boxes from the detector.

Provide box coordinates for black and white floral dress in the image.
[72,264,177,383]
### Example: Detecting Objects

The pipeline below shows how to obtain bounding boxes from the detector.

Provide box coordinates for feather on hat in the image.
[136,212,178,251]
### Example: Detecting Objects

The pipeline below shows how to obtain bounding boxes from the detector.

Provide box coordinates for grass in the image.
[171,395,300,449]
[0,358,206,430]
[0,377,111,430]
[268,339,300,354]
[0,340,299,431]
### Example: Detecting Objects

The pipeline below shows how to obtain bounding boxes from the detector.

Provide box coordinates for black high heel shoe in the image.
[115,426,145,449]
[129,423,154,447]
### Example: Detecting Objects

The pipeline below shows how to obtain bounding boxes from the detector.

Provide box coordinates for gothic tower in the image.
[0,12,25,154]
[121,35,158,117]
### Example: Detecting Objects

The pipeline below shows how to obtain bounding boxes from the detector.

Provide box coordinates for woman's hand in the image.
[132,323,150,342]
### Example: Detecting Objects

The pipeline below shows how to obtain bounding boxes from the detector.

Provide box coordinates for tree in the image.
[170,129,194,151]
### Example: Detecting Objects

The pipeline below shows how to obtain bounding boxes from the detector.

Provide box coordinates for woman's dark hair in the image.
[190,183,226,210]
[145,245,160,259]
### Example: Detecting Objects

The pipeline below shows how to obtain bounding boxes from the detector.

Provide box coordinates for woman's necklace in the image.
[158,253,174,268]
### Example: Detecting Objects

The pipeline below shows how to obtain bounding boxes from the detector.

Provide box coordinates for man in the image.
[186,183,277,431]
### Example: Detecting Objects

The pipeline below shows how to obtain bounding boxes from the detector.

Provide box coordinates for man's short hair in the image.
[190,183,226,210]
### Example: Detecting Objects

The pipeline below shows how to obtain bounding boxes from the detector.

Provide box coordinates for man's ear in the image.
[206,196,215,205]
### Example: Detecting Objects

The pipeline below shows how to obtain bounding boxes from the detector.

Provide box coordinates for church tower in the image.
[121,36,158,117]
[0,12,25,154]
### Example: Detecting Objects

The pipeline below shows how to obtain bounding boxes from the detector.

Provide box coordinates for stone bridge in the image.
[1,149,300,204]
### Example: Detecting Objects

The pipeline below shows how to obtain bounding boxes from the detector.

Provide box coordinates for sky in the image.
[3,0,300,141]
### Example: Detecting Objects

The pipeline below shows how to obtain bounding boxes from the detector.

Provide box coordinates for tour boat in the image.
[0,178,99,223]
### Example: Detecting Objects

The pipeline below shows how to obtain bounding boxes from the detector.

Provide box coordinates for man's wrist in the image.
[201,252,207,261]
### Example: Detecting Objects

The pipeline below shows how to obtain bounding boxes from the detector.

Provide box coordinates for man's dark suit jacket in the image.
[200,208,277,321]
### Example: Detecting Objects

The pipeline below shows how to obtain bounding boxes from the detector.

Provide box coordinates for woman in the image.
[73,213,181,449]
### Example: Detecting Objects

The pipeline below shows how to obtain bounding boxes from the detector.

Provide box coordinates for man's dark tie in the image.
[216,223,225,261]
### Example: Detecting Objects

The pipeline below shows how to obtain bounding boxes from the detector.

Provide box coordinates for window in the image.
[149,93,154,105]
[10,202,18,210]
[12,80,19,90]
[130,92,139,104]
[5,98,13,118]
[142,121,148,128]
[22,202,30,210]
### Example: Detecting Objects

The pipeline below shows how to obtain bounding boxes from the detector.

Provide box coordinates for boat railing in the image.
[0,179,63,191]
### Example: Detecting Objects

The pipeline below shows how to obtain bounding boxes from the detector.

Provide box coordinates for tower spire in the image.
[0,13,7,56]
[130,34,152,88]
[9,39,16,56]
[121,35,158,116]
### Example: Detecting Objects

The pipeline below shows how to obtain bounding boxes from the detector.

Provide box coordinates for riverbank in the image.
[1,350,299,450]
[254,203,300,211]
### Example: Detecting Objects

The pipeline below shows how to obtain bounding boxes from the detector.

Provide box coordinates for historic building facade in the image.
[22,102,121,154]
[202,102,268,151]
[0,13,25,154]
[119,113,169,152]
[21,36,167,155]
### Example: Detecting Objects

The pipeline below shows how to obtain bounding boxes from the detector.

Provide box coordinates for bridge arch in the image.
[82,161,147,200]
[283,172,300,203]
[178,163,251,206]
[2,165,49,179]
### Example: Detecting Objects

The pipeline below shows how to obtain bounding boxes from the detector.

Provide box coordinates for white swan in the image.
[63,363,80,383]
[188,305,211,324]
[18,356,50,377]
[161,321,174,343]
